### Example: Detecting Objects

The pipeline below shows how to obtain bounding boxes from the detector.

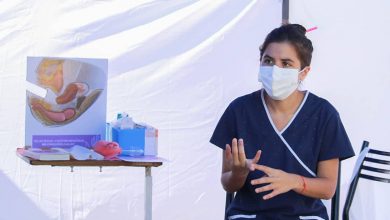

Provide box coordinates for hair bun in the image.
[290,24,307,36]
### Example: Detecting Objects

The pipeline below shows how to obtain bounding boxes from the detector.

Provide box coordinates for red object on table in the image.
[93,140,121,159]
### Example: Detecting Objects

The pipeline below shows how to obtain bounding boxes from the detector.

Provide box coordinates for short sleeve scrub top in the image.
[210,89,355,220]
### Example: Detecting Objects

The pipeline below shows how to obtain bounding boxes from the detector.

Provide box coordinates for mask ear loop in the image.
[298,79,305,91]
[298,67,306,91]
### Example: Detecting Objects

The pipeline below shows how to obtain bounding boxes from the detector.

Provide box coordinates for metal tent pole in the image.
[282,0,289,25]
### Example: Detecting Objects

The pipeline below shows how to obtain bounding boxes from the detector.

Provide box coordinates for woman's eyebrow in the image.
[281,58,294,63]
[263,55,274,60]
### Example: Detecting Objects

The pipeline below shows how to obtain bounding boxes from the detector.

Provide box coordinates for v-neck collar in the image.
[261,89,309,135]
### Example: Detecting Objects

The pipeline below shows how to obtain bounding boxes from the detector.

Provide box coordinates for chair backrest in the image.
[224,163,342,220]
[342,141,390,220]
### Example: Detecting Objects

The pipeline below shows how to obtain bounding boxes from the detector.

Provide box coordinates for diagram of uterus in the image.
[27,58,103,126]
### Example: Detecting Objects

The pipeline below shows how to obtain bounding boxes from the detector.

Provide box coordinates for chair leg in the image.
[342,141,370,220]
[225,192,234,220]
[331,162,341,220]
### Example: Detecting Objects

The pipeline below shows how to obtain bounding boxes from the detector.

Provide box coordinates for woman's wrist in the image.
[222,169,249,192]
[231,168,249,178]
[291,174,305,193]
[299,175,307,193]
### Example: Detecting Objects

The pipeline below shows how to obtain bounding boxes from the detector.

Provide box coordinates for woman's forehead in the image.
[262,42,299,61]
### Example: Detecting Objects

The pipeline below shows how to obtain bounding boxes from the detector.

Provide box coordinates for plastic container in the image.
[112,127,145,156]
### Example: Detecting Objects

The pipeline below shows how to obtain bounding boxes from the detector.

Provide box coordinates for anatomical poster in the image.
[25,57,107,148]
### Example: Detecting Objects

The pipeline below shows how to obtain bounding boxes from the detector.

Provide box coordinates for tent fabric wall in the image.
[290,0,390,219]
[2,0,388,219]
[0,1,282,219]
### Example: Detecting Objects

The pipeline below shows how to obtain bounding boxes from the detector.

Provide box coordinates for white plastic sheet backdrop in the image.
[290,0,390,219]
[0,1,281,219]
[0,0,389,220]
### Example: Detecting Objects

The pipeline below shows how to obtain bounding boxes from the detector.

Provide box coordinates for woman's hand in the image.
[250,164,302,200]
[225,138,261,177]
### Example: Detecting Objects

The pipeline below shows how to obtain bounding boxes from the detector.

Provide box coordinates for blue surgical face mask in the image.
[258,65,303,100]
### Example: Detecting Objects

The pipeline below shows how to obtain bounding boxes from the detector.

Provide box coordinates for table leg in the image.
[145,167,152,220]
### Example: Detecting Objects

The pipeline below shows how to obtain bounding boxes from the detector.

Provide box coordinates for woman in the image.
[210,24,355,220]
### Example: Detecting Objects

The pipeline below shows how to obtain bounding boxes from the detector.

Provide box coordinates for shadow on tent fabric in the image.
[0,171,51,220]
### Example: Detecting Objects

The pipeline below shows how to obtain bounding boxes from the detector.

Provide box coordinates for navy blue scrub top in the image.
[210,89,355,220]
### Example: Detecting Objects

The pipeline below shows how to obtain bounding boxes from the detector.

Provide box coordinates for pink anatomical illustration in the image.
[27,58,103,126]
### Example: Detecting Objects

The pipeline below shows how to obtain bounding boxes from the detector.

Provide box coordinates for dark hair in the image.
[259,24,313,69]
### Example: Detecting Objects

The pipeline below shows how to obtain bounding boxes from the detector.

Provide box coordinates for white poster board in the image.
[25,57,107,148]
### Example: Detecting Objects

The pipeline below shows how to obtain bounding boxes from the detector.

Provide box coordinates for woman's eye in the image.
[263,59,273,65]
[282,62,291,67]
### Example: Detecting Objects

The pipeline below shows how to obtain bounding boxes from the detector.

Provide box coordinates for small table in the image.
[16,148,163,220]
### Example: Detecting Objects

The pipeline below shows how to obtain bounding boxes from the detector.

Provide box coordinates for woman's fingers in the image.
[231,138,239,166]
[263,190,280,200]
[229,138,257,171]
[254,183,281,199]
[248,150,262,171]
[252,164,273,175]
[252,150,262,164]
[255,183,273,193]
[238,139,246,164]
[250,176,274,186]
[225,144,232,161]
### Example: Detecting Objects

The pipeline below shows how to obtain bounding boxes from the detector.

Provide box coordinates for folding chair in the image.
[224,163,342,220]
[342,141,390,220]
[224,192,235,220]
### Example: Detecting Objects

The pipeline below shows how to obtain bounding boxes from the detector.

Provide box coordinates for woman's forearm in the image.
[293,175,336,200]
[250,162,338,200]
[293,159,338,200]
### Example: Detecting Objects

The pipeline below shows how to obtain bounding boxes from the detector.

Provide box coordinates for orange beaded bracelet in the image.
[300,175,307,193]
